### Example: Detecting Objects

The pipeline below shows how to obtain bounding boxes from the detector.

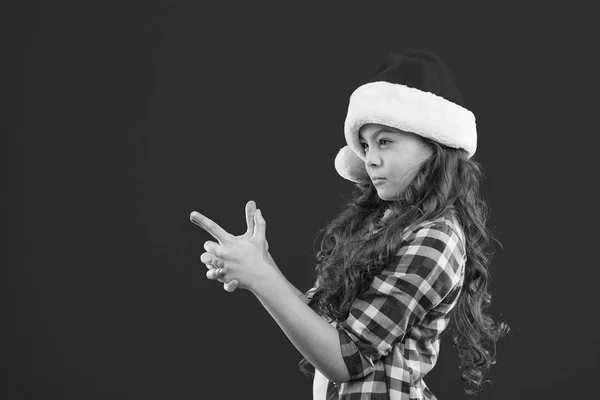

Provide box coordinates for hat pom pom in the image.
[334,146,369,183]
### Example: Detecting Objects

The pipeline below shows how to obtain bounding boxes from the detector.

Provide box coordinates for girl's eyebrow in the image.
[359,128,396,142]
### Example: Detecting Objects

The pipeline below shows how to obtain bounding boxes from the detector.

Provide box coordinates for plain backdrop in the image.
[6,2,598,399]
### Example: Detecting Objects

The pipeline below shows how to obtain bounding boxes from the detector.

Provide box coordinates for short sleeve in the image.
[337,221,465,380]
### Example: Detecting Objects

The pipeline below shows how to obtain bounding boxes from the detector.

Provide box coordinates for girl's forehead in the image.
[359,124,410,140]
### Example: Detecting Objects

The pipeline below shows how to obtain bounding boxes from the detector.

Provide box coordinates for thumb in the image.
[253,209,266,239]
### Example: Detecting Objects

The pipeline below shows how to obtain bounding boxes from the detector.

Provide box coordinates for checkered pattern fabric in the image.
[307,212,466,399]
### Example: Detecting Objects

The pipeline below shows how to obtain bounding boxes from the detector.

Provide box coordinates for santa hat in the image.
[334,49,477,183]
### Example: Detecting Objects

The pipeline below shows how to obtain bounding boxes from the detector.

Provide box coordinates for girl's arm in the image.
[267,251,311,304]
[250,264,350,384]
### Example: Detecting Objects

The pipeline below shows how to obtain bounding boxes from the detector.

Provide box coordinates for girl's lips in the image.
[373,179,386,185]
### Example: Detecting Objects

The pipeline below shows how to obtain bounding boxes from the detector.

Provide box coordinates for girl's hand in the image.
[202,200,264,292]
[190,201,273,293]
[204,251,280,292]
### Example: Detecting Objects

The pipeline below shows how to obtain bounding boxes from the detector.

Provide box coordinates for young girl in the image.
[194,49,510,399]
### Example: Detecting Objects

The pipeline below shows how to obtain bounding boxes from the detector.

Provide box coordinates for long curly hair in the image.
[299,137,510,396]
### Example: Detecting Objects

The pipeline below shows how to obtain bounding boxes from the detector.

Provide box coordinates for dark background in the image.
[7,2,597,399]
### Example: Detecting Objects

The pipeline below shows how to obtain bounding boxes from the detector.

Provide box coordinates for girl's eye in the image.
[361,139,390,150]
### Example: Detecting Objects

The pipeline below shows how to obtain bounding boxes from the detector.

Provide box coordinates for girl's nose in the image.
[366,149,381,166]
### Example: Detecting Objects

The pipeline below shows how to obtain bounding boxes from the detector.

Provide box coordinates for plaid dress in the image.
[308,210,466,400]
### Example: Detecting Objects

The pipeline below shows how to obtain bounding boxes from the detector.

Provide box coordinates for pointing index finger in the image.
[245,200,256,235]
[190,211,230,243]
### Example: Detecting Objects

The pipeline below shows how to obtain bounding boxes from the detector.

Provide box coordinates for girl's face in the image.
[359,123,433,200]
